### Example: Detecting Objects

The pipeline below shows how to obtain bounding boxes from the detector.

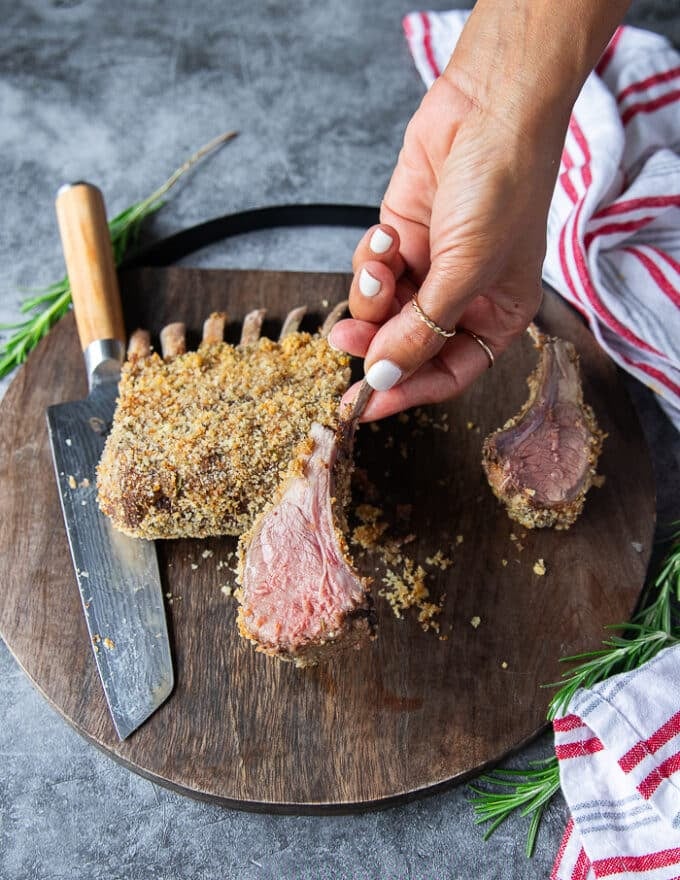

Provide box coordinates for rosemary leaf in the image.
[469,758,561,857]
[470,528,680,857]
[0,130,237,379]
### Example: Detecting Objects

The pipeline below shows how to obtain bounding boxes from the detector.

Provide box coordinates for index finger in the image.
[344,328,497,421]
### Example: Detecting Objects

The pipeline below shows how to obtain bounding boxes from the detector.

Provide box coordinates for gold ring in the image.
[410,294,457,339]
[459,328,495,368]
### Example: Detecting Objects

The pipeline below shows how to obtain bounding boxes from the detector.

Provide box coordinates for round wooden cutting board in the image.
[0,266,655,812]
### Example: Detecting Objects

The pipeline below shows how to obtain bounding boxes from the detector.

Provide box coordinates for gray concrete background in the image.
[1,2,679,878]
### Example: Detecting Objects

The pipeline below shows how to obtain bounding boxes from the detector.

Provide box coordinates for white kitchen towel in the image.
[402,12,680,430]
[551,644,680,880]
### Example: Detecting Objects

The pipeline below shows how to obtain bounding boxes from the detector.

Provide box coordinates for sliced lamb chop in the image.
[236,381,375,667]
[482,327,605,529]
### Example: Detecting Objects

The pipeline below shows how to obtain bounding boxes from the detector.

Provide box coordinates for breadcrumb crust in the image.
[97,333,350,539]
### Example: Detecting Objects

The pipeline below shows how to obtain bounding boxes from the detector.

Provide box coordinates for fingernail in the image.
[370,228,393,254]
[359,267,381,298]
[326,328,344,352]
[365,359,402,391]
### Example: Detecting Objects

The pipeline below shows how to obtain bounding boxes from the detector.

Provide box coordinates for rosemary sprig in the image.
[469,758,561,858]
[0,130,237,379]
[470,526,680,856]
[547,532,679,720]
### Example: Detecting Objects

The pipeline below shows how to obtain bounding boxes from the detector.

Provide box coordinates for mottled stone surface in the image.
[0,1,678,878]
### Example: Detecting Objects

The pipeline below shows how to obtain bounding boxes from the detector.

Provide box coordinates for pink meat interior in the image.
[493,342,591,504]
[240,423,366,648]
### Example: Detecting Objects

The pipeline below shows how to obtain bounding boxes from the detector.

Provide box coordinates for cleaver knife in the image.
[47,181,173,740]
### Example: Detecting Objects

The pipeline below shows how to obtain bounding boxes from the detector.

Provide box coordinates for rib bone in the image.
[240,309,266,345]
[202,311,227,345]
[160,322,186,360]
[320,300,348,337]
[279,306,307,339]
[128,329,151,359]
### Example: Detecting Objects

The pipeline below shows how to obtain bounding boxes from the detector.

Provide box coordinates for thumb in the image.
[362,260,475,392]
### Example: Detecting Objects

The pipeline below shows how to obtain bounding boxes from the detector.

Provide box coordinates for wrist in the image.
[444,0,630,142]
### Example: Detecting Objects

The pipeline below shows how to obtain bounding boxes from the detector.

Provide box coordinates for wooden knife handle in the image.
[55,182,126,351]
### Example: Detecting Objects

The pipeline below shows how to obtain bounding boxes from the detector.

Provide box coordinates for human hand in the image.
[329,0,629,421]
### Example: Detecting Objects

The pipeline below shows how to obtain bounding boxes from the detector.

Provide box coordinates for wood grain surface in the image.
[0,266,656,812]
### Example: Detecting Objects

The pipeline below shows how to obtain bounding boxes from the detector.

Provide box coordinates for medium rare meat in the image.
[96,310,351,539]
[236,383,375,667]
[482,327,605,529]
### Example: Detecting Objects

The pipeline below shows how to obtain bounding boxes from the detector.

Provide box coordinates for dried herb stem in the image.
[0,131,238,379]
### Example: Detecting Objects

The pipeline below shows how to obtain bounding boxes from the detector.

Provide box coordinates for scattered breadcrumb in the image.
[501,660,508,669]
[631,541,643,553]
[470,615,481,629]
[380,560,444,633]
[510,532,525,552]
[352,519,389,550]
[217,552,236,570]
[351,502,445,633]
[533,558,547,576]
[67,474,77,489]
[220,585,233,597]
[201,548,214,559]
[466,421,475,431]
[501,558,508,567]
[412,407,449,433]
[455,534,464,545]
[103,637,115,650]
[190,563,198,570]
[426,550,453,570]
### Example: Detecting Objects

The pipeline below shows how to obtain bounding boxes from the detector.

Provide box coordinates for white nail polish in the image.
[370,229,393,254]
[359,268,381,297]
[365,359,402,391]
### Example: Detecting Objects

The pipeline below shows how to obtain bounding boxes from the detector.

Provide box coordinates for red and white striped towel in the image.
[403,12,680,430]
[551,644,680,880]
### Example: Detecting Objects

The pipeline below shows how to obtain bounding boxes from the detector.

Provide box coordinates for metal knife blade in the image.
[48,182,173,740]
